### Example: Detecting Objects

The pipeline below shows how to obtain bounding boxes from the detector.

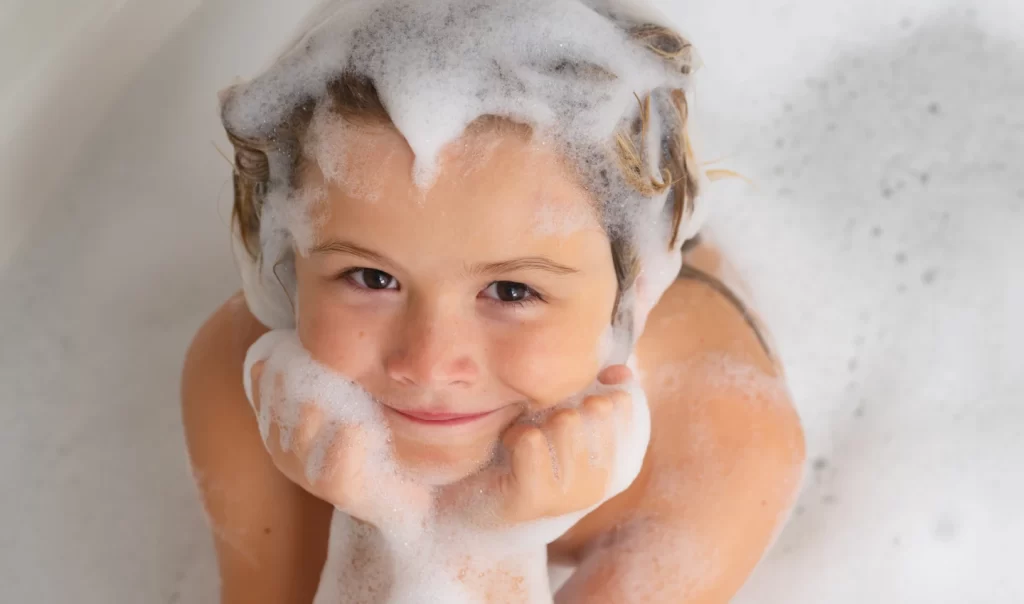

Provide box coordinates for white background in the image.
[1,0,1021,602]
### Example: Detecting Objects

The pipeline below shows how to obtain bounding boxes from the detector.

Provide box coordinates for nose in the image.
[384,298,479,389]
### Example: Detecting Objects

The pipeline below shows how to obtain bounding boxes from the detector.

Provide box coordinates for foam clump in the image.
[245,329,651,602]
[222,0,706,322]
[222,0,703,599]
[225,0,689,192]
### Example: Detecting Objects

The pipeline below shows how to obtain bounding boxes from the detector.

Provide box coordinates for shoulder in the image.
[634,240,803,497]
[181,293,332,603]
[638,238,779,379]
[181,293,274,470]
[551,242,805,563]
[182,292,268,400]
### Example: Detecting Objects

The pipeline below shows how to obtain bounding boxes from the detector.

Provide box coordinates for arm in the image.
[181,295,333,604]
[555,248,806,603]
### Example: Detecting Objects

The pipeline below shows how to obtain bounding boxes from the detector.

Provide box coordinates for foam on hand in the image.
[222,0,711,600]
[245,328,652,603]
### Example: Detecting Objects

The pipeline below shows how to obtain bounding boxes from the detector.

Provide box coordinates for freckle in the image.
[264,527,272,535]
[358,331,365,338]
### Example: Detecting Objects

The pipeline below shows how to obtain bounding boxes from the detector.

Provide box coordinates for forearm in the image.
[449,550,552,604]
[553,521,748,604]
[327,517,551,604]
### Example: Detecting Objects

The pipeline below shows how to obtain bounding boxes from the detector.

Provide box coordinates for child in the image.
[182,0,805,601]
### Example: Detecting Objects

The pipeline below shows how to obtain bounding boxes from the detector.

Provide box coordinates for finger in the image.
[581,394,615,466]
[249,361,266,412]
[607,387,633,424]
[290,401,324,458]
[265,419,308,488]
[317,424,369,510]
[597,364,632,386]
[506,426,554,517]
[546,409,582,490]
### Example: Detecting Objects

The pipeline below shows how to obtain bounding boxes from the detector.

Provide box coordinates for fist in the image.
[244,330,432,532]
[441,364,650,535]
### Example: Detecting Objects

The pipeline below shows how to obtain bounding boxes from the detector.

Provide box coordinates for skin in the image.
[181,124,806,603]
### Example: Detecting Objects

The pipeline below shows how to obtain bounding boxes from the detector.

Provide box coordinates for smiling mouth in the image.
[387,407,501,426]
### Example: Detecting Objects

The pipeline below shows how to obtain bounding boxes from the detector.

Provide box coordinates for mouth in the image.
[387,407,501,426]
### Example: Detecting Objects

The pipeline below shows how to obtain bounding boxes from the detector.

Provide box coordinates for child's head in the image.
[220,0,706,482]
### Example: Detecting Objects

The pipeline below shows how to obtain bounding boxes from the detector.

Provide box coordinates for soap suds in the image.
[222,0,715,600]
[221,0,710,344]
[247,329,651,603]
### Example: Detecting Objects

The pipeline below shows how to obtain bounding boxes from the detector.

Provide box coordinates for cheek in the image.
[498,315,607,408]
[296,281,381,375]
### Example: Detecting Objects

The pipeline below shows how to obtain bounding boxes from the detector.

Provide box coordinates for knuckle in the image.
[584,395,614,417]
[520,427,547,451]
[609,389,631,407]
[550,409,581,432]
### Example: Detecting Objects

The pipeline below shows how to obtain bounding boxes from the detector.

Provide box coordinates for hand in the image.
[247,344,432,531]
[441,365,640,530]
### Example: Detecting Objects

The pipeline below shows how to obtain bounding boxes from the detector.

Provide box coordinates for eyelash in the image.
[337,268,545,308]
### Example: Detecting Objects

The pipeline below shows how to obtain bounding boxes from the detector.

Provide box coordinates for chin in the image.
[392,439,498,486]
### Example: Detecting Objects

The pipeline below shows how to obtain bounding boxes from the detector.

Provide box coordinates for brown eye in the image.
[482,281,541,306]
[348,268,397,290]
[496,281,528,302]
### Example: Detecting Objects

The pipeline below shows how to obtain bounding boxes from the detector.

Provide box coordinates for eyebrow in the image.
[310,239,580,276]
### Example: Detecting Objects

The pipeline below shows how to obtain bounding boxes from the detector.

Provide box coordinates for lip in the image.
[386,407,501,426]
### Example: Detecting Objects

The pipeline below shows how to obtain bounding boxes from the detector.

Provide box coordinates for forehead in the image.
[305,123,606,248]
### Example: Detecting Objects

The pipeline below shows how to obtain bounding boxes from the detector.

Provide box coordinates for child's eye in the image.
[481,281,544,307]
[342,268,399,290]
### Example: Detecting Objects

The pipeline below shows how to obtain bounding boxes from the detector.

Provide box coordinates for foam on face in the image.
[247,329,651,602]
[224,0,712,599]
[222,0,706,339]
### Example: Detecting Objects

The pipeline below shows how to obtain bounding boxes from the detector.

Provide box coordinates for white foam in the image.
[246,329,652,602]
[222,0,711,337]
[223,0,708,599]
[530,199,596,237]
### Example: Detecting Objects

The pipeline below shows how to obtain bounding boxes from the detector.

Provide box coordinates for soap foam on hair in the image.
[224,1,710,600]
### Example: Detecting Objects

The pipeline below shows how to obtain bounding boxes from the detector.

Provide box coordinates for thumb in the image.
[597,364,632,386]
[246,361,266,412]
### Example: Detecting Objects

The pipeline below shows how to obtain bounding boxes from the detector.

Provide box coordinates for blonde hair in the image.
[223,23,702,321]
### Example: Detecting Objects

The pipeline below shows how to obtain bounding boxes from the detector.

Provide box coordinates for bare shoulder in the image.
[181,293,332,604]
[550,241,805,572]
[634,239,804,499]
[638,239,779,379]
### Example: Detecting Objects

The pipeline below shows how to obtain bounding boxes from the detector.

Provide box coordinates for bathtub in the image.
[1,0,1021,601]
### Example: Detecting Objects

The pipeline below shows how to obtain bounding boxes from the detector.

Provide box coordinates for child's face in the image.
[293,123,618,484]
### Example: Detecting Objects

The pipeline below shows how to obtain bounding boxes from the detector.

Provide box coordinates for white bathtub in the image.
[2,0,1021,602]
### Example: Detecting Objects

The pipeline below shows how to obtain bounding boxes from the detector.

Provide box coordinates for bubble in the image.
[247,329,652,602]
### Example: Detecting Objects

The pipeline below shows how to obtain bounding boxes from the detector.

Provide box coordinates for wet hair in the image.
[223,22,701,323]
